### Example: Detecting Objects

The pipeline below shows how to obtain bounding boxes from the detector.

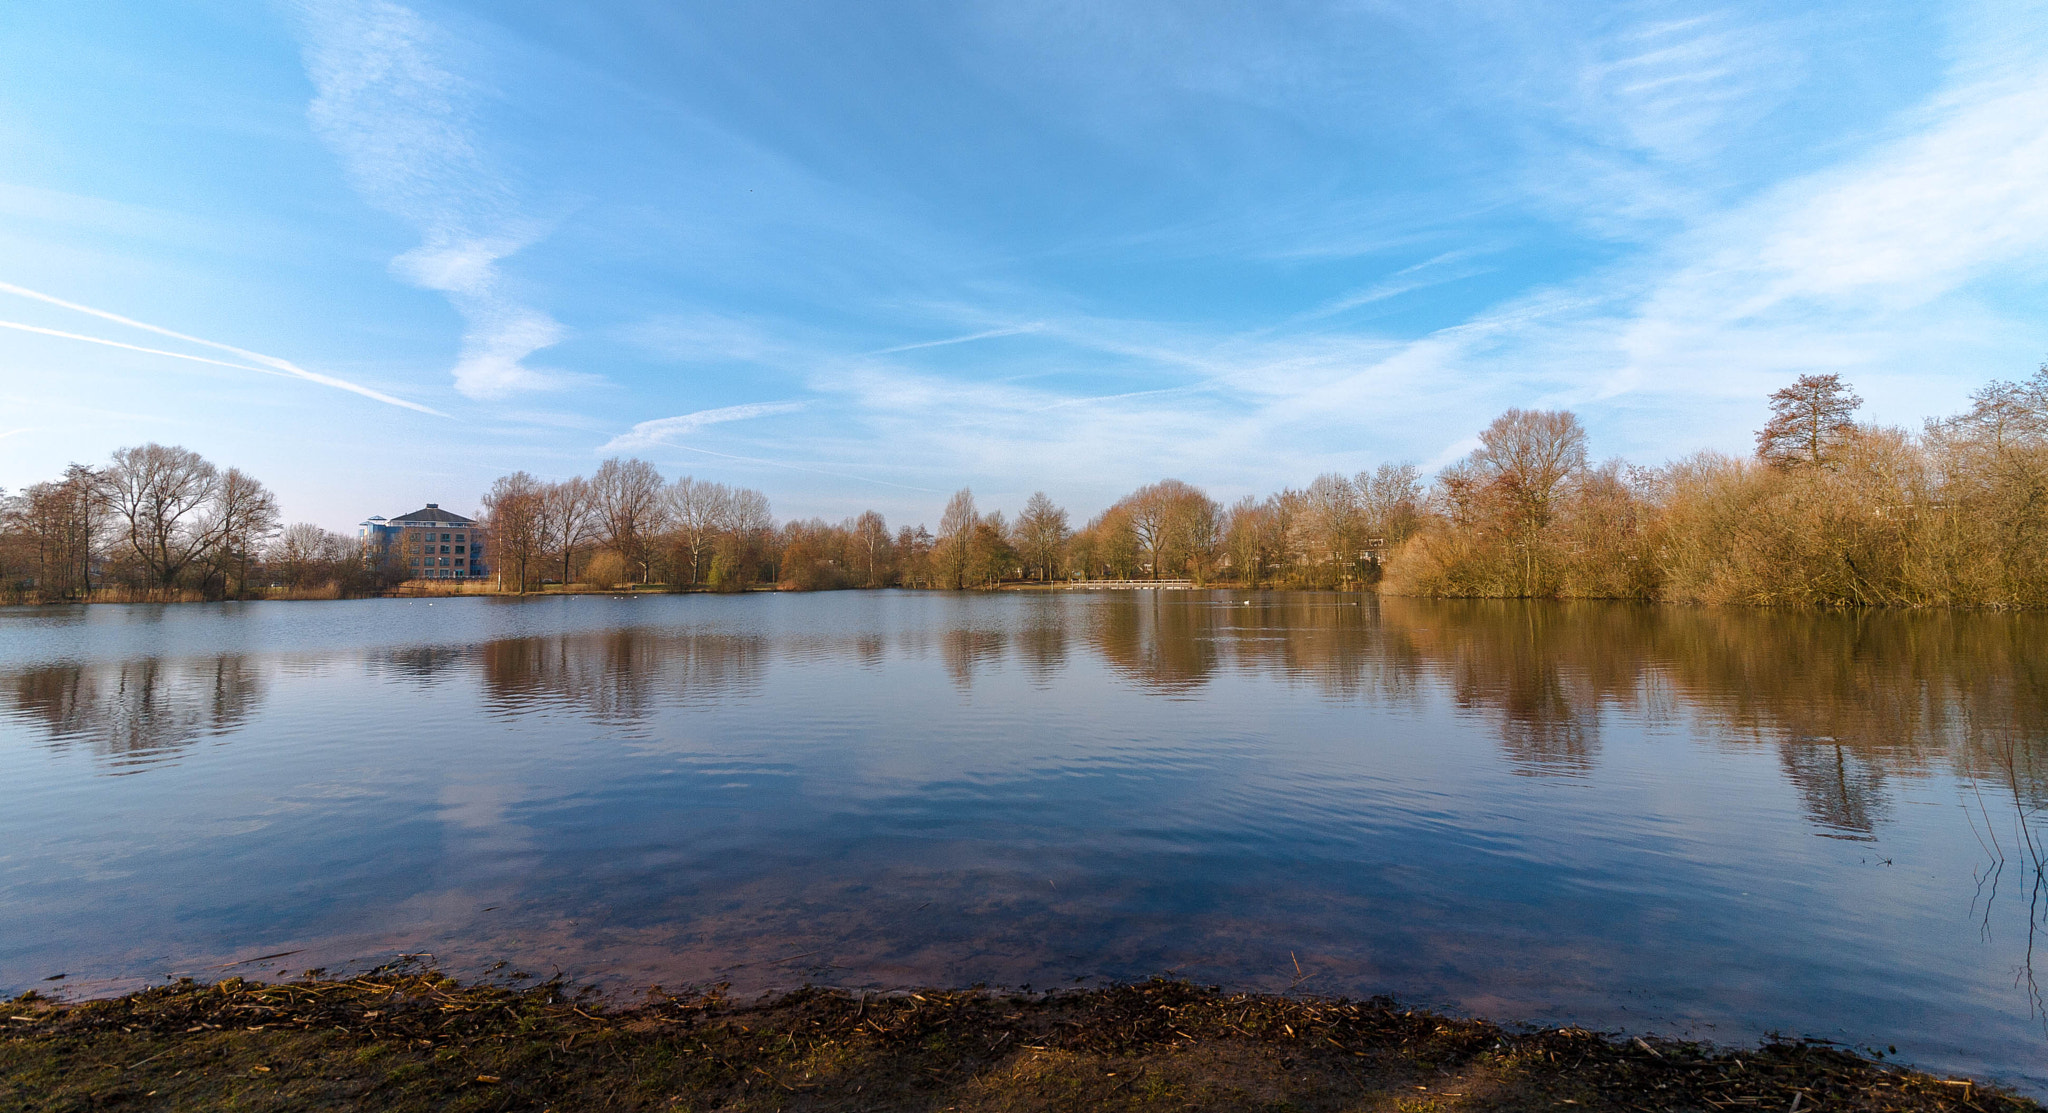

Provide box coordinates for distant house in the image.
[360,504,490,581]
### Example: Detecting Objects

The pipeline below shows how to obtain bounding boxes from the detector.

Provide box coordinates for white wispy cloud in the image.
[0,281,444,415]
[602,401,808,452]
[1158,10,2048,462]
[1577,11,1803,165]
[1588,45,2048,410]
[789,22,2048,507]
[297,0,571,400]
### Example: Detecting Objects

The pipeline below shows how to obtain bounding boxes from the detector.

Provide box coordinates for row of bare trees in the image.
[477,460,780,592]
[1386,368,2048,606]
[719,366,2048,603]
[11,366,2047,606]
[0,444,317,601]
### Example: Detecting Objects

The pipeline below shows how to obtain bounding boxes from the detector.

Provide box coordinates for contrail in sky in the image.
[0,320,300,377]
[0,281,444,416]
[864,324,1043,355]
[603,401,807,451]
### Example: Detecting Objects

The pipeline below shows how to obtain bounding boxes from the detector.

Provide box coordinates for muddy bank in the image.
[4,973,2032,1113]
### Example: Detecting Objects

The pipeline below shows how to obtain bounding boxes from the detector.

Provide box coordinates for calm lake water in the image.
[3,592,2045,1090]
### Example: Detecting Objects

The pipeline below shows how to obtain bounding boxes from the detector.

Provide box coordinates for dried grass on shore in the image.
[5,972,2033,1112]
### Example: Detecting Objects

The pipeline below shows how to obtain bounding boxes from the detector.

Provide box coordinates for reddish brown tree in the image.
[482,471,547,592]
[1757,373,1862,469]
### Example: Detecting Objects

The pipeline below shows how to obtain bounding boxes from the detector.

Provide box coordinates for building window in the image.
[441,533,451,542]
[456,533,465,541]
[454,545,464,553]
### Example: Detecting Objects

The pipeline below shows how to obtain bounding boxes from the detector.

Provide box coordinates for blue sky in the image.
[3,0,2045,530]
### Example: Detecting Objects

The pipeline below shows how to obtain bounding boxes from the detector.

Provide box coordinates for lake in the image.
[2,592,2044,1092]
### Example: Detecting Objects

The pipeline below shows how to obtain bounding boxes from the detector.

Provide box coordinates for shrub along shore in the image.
[3,972,2034,1112]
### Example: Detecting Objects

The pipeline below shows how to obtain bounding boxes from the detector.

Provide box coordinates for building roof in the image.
[385,503,479,526]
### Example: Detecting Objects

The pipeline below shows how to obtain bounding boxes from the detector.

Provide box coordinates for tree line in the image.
[0,444,343,602]
[7,364,2046,606]
[1386,366,2048,606]
[473,457,1423,593]
[478,461,782,592]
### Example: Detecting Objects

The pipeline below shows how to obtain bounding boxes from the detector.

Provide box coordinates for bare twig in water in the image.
[212,950,303,970]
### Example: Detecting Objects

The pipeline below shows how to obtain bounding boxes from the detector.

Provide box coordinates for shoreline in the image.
[4,973,2035,1112]
[10,583,2046,610]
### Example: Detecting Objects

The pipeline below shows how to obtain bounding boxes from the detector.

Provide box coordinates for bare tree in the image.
[935,488,978,589]
[1222,495,1269,587]
[713,486,774,587]
[1358,462,1424,549]
[59,464,104,594]
[1293,473,1361,585]
[1923,365,2048,602]
[265,523,369,593]
[482,471,547,593]
[1074,505,1140,579]
[200,467,280,596]
[1013,492,1070,581]
[667,476,732,587]
[3,465,105,598]
[1929,369,2048,452]
[591,457,667,582]
[538,476,598,587]
[1757,373,1863,469]
[850,509,891,587]
[1471,408,1589,531]
[1118,479,1217,580]
[968,510,1016,587]
[894,523,934,587]
[727,487,773,535]
[270,523,331,589]
[101,444,225,591]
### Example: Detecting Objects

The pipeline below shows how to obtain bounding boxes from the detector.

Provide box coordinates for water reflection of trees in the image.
[940,626,1009,689]
[1016,603,1070,686]
[1654,607,2048,818]
[13,597,2043,839]
[1778,743,1889,839]
[2,655,264,768]
[1087,596,1219,694]
[1063,595,2048,838]
[480,630,766,721]
[1382,601,2048,834]
[1966,731,2048,1030]
[372,645,471,681]
[1382,601,1666,777]
[1209,596,1413,701]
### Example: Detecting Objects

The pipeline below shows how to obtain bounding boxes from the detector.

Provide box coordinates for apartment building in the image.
[359,504,490,580]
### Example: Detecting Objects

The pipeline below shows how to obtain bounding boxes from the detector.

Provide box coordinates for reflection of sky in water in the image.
[1,594,2045,1094]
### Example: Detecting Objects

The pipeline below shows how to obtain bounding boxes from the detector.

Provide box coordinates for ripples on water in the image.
[1,593,2044,1092]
